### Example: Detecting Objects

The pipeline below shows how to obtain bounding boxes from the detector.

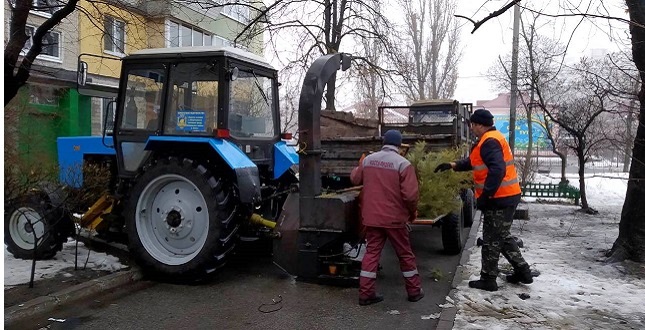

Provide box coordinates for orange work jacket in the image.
[469,130,521,198]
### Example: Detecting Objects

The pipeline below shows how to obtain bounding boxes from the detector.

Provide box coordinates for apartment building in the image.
[5,0,264,165]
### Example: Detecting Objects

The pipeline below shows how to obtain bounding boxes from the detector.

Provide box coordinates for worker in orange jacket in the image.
[435,109,533,291]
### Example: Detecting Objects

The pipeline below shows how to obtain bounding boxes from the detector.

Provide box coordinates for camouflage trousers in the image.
[480,206,528,277]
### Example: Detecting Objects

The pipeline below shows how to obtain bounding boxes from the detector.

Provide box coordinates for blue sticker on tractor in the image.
[274,141,299,179]
[176,110,206,132]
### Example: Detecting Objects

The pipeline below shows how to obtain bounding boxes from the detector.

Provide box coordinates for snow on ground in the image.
[4,240,126,287]
[453,172,645,329]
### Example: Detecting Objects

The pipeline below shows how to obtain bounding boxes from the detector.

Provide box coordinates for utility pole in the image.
[508,2,520,154]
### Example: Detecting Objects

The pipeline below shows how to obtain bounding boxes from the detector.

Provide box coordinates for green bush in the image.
[406,142,472,219]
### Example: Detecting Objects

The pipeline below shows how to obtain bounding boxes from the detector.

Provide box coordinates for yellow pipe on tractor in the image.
[78,194,114,231]
[249,213,277,229]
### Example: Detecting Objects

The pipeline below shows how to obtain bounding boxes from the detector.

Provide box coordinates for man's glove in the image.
[476,195,491,210]
[434,163,452,173]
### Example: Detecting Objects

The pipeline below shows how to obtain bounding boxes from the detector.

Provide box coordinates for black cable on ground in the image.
[258,295,283,313]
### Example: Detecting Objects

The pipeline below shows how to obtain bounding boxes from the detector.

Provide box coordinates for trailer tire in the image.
[441,209,464,255]
[124,157,239,281]
[4,191,71,260]
[462,189,475,228]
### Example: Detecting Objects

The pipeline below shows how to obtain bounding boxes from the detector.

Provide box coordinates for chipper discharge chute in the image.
[273,53,364,285]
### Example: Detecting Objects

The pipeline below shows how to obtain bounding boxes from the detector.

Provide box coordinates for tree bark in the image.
[5,0,79,105]
[560,152,567,183]
[608,0,645,262]
[623,98,635,172]
[576,143,589,210]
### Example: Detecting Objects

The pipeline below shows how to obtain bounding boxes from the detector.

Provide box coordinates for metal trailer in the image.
[318,100,476,254]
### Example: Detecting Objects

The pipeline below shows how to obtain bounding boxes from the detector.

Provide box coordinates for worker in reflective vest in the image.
[350,130,424,306]
[434,109,533,291]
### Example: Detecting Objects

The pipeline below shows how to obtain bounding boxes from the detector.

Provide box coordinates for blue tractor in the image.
[6,47,361,282]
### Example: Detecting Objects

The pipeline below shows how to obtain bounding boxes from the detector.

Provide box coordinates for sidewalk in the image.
[450,173,644,329]
[4,268,142,326]
[436,210,483,330]
[4,239,141,327]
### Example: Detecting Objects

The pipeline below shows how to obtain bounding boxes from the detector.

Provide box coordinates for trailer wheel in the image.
[441,208,464,255]
[4,191,70,260]
[462,189,475,228]
[124,157,239,281]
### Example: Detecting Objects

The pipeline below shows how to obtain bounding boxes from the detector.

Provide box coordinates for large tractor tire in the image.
[5,191,72,260]
[441,208,464,255]
[124,157,239,281]
[461,189,475,228]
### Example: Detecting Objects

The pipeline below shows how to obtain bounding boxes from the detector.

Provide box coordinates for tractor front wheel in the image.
[124,157,239,280]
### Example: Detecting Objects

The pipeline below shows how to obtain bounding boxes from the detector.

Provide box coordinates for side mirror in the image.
[104,100,115,135]
[229,67,239,81]
[77,61,88,86]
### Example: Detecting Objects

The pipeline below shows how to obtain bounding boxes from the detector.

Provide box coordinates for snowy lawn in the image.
[4,240,126,287]
[454,173,645,329]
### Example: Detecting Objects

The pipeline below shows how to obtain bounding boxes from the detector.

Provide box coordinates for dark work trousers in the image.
[481,205,529,277]
[359,226,422,299]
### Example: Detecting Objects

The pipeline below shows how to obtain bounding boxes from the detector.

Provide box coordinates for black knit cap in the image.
[383,129,402,146]
[470,109,494,126]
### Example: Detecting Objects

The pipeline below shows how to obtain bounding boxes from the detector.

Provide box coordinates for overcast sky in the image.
[453,0,630,104]
[262,0,631,109]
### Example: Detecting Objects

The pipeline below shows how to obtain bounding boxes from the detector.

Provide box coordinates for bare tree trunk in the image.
[608,0,645,262]
[623,98,634,172]
[576,145,589,210]
[524,98,534,181]
[576,150,589,210]
[560,152,567,183]
[394,0,459,102]
[325,72,337,111]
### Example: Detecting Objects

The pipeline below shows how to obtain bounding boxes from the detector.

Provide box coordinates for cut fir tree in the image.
[406,142,472,220]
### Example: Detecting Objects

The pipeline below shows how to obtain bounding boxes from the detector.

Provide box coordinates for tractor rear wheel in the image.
[124,157,239,280]
[462,189,475,228]
[441,208,464,255]
[4,191,71,260]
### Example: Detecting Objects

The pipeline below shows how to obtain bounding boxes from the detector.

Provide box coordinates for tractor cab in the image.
[105,47,283,178]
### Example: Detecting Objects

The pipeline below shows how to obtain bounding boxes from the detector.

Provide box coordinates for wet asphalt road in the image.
[12,222,473,330]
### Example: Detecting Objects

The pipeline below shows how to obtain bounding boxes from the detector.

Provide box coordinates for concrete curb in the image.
[4,268,143,327]
[437,211,482,330]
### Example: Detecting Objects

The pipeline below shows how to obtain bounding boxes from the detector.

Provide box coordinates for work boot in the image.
[468,276,498,292]
[506,267,533,284]
[359,293,384,306]
[408,289,425,302]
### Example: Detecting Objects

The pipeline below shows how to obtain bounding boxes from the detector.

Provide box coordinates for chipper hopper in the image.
[273,53,363,284]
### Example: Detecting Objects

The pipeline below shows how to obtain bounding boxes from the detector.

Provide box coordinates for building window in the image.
[213,36,231,47]
[31,0,64,18]
[29,84,62,106]
[166,21,212,47]
[104,16,125,54]
[221,0,250,23]
[23,26,61,61]
[213,35,249,51]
